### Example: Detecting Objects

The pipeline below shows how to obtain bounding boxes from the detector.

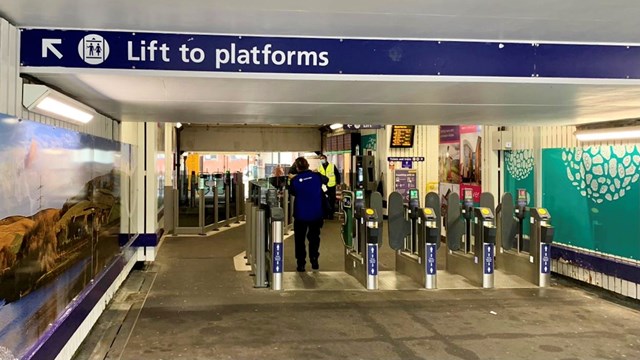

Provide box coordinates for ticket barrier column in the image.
[364,208,380,290]
[531,208,554,287]
[420,208,439,289]
[265,188,285,290]
[252,200,268,288]
[474,207,497,288]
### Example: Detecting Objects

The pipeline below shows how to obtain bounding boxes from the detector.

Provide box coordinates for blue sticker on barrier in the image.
[426,244,437,275]
[273,243,283,273]
[368,244,378,276]
[541,244,550,274]
[484,243,494,274]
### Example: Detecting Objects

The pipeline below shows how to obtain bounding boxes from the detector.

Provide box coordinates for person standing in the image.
[289,157,326,272]
[317,154,341,220]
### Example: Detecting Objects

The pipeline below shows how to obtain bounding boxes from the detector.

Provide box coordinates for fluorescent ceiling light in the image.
[23,84,96,124]
[176,122,183,128]
[575,126,640,141]
[35,97,93,123]
[329,123,343,130]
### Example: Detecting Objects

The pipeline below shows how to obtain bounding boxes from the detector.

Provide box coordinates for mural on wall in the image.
[0,115,128,358]
[543,145,640,259]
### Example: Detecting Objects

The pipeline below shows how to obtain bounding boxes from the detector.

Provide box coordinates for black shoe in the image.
[311,259,319,270]
[297,266,305,272]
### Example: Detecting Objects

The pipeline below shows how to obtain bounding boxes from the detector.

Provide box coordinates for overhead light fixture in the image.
[329,123,343,130]
[176,122,183,128]
[23,84,96,124]
[575,125,640,141]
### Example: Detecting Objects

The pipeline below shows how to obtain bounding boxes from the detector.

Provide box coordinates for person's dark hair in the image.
[294,157,309,171]
[319,154,327,160]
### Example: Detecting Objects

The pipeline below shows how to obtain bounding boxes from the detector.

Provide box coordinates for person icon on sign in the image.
[96,43,102,57]
[88,43,95,56]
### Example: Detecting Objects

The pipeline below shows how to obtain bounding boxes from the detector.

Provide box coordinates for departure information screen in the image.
[390,125,415,148]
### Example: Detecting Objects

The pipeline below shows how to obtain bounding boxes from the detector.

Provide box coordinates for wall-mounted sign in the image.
[20,29,640,79]
[390,125,415,148]
[388,156,425,162]
[344,124,384,130]
[394,169,418,203]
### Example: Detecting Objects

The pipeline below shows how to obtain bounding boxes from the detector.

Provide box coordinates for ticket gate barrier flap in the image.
[387,192,406,251]
[370,191,384,247]
[341,191,354,248]
[497,192,517,251]
[446,193,464,252]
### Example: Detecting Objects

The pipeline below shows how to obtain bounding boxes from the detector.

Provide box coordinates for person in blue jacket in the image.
[289,156,327,272]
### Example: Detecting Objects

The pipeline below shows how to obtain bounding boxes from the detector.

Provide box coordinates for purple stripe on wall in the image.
[23,247,135,360]
[551,244,640,284]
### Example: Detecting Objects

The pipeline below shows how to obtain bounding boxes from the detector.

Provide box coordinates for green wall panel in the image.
[542,146,640,259]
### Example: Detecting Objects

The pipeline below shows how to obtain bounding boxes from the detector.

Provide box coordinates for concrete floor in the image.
[75,222,640,360]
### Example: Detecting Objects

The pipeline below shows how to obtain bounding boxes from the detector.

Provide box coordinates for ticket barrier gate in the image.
[496,190,555,287]
[342,189,382,290]
[246,185,285,289]
[388,189,442,289]
[446,189,497,288]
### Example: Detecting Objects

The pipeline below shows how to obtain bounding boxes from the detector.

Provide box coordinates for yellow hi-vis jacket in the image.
[318,163,336,187]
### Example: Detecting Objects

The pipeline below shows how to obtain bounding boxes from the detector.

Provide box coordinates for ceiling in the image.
[4,1,640,126]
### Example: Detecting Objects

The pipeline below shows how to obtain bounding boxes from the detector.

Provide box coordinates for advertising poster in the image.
[0,115,125,358]
[439,126,461,184]
[459,125,482,185]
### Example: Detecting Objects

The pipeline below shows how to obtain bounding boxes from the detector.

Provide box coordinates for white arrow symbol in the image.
[371,248,375,254]
[544,266,548,272]
[487,267,491,272]
[276,266,280,272]
[42,39,63,59]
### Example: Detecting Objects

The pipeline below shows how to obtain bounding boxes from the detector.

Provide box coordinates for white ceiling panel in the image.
[2,1,640,44]
[33,72,640,126]
[6,1,640,127]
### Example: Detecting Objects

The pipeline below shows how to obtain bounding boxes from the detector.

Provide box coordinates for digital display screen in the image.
[356,190,364,199]
[389,125,416,148]
[410,189,418,199]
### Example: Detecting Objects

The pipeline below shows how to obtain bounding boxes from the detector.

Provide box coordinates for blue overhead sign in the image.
[20,29,640,79]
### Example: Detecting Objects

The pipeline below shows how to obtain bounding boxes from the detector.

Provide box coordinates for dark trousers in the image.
[294,219,323,266]
[325,186,337,219]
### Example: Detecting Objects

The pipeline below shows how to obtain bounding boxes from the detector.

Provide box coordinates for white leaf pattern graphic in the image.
[562,145,640,203]
[506,150,535,181]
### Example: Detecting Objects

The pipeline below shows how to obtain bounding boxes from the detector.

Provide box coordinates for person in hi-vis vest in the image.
[317,154,341,220]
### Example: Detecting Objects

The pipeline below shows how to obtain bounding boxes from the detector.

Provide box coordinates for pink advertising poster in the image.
[439,126,461,184]
[459,125,482,185]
